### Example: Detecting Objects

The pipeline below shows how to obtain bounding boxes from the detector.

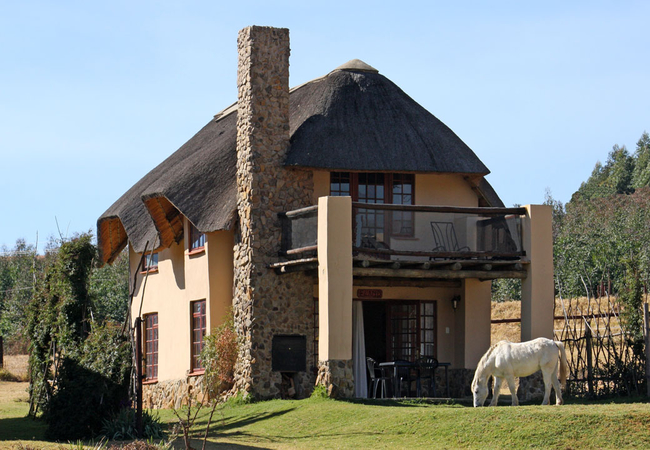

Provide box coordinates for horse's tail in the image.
[555,340,568,388]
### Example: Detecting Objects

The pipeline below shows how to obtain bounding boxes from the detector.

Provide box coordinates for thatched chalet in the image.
[98,26,553,405]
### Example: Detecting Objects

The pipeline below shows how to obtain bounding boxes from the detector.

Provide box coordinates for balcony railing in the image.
[279,202,526,261]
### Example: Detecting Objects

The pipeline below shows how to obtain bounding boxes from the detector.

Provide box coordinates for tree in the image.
[89,247,129,324]
[632,131,650,189]
[0,240,42,352]
[573,145,635,201]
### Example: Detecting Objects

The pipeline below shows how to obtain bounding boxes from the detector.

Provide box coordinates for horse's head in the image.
[472,377,489,407]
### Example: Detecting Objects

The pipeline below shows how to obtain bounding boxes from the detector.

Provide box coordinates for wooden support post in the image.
[585,326,594,397]
[134,317,143,438]
[0,336,3,369]
[643,303,650,397]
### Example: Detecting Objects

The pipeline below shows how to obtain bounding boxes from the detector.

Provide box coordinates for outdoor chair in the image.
[430,221,470,259]
[392,359,414,397]
[416,356,439,397]
[366,357,390,399]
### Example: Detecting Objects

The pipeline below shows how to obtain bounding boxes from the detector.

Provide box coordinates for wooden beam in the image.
[353,278,461,288]
[352,202,527,216]
[353,247,525,259]
[353,267,527,279]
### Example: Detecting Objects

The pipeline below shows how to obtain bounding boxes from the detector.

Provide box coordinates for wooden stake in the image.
[643,303,650,397]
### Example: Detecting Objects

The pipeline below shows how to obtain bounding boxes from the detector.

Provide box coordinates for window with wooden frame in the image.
[189,221,205,253]
[144,313,158,381]
[142,252,159,272]
[330,172,415,237]
[387,300,436,362]
[190,300,206,373]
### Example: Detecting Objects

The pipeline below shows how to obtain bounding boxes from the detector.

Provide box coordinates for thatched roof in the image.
[286,61,489,174]
[98,61,497,264]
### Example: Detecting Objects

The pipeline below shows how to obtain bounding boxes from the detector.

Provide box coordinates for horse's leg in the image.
[541,369,552,405]
[489,376,503,406]
[505,375,518,406]
[551,372,564,405]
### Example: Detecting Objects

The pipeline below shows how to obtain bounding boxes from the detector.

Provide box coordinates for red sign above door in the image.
[357,288,383,299]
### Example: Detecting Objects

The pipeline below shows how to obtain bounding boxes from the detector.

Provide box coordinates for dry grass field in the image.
[2,354,29,380]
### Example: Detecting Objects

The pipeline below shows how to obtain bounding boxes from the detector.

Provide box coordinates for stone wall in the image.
[233,26,316,399]
[448,368,474,399]
[517,372,550,403]
[316,360,354,398]
[143,376,206,410]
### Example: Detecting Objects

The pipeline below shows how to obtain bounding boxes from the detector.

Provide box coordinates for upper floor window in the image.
[189,222,206,252]
[330,172,414,237]
[143,252,159,272]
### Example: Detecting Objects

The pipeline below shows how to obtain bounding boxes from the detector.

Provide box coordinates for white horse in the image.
[471,337,568,407]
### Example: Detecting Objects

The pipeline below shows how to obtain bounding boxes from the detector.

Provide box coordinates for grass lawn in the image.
[2,381,650,449]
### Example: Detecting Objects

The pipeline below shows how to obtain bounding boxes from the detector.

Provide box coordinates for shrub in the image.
[0,368,19,382]
[101,408,166,441]
[201,313,238,398]
[310,384,329,399]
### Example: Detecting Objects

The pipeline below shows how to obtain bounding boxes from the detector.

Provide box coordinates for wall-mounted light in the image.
[451,295,461,311]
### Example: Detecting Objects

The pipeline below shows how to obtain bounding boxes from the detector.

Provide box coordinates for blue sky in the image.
[1,1,649,251]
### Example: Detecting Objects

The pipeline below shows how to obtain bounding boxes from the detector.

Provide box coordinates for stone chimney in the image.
[233,26,314,398]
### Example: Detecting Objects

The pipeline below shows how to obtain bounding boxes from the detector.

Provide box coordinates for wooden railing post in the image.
[643,303,650,397]
[585,326,594,397]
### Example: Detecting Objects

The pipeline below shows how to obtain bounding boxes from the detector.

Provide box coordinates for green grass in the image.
[2,381,650,449]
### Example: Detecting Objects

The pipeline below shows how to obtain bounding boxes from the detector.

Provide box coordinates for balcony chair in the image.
[366,357,390,399]
[430,221,470,259]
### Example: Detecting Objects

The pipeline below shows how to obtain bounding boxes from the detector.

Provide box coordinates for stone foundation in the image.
[447,368,475,399]
[143,376,206,410]
[316,360,354,398]
[517,372,550,403]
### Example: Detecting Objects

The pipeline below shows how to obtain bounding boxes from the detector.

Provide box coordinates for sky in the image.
[1,1,649,252]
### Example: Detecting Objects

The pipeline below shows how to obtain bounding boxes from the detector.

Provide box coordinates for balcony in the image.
[273,200,529,280]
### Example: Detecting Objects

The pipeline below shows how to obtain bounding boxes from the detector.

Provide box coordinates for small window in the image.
[144,313,158,381]
[191,300,207,372]
[189,222,206,252]
[143,253,158,272]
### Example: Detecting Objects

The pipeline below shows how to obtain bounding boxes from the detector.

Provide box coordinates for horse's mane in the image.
[472,340,511,387]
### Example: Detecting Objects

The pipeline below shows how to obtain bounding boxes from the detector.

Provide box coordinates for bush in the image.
[201,313,238,398]
[43,325,132,440]
[101,408,166,441]
[310,384,330,399]
[0,368,19,382]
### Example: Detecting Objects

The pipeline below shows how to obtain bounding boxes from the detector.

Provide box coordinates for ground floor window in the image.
[191,300,206,372]
[363,300,436,362]
[144,313,158,381]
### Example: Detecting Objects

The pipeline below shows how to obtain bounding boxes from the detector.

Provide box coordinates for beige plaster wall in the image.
[459,279,492,368]
[521,204,554,341]
[207,230,235,331]
[312,171,478,206]
[130,218,234,382]
[317,196,353,361]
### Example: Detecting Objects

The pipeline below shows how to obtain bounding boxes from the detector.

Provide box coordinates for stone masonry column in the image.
[521,204,554,341]
[315,196,354,398]
[233,26,314,399]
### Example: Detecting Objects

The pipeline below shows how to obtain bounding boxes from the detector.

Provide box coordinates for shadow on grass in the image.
[0,416,46,441]
[195,407,296,432]
[341,397,467,407]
